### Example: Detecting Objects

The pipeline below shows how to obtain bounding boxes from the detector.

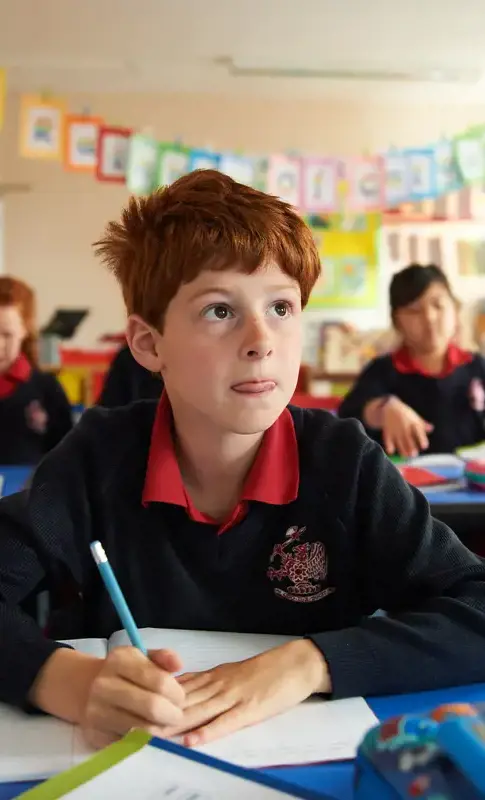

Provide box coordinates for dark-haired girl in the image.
[339,264,485,457]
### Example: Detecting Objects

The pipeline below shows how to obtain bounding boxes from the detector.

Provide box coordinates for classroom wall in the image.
[2,90,485,346]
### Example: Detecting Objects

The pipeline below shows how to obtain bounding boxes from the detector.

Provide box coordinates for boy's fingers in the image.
[110,647,185,706]
[100,675,184,727]
[150,648,184,675]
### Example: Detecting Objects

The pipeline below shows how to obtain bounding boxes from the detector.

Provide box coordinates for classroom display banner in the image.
[14,86,485,214]
[307,214,380,309]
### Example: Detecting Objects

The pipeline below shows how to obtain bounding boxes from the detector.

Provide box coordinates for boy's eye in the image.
[270,301,292,318]
[203,304,234,321]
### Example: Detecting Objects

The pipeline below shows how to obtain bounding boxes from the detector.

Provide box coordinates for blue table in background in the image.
[0,466,32,498]
[422,464,485,553]
[1,683,484,800]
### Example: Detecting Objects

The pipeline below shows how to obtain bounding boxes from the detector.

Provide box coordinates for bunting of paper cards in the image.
[0,69,5,130]
[19,94,65,159]
[300,157,339,213]
[454,126,485,186]
[64,114,103,171]
[96,126,131,183]
[405,148,437,200]
[189,149,220,171]
[345,156,384,212]
[157,144,190,187]
[218,153,256,186]
[126,133,159,195]
[433,139,462,196]
[267,155,301,207]
[382,151,410,208]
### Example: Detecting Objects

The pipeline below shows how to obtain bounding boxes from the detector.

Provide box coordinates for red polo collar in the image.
[0,354,32,399]
[392,344,473,378]
[142,392,300,534]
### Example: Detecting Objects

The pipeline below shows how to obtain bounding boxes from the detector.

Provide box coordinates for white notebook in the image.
[0,628,377,783]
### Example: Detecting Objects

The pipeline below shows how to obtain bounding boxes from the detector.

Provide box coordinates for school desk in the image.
[422,465,485,554]
[0,466,32,498]
[1,682,484,800]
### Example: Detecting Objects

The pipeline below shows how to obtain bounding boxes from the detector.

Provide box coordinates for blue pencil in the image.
[90,540,147,656]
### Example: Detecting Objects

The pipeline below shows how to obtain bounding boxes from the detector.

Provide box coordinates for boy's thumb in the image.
[149,648,184,673]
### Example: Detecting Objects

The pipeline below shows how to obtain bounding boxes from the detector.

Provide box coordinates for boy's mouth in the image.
[231,380,276,394]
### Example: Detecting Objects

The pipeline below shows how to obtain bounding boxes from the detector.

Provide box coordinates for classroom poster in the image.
[125,134,159,195]
[0,69,5,130]
[96,126,131,183]
[300,157,339,213]
[457,238,485,276]
[19,94,64,159]
[189,149,220,171]
[454,126,485,186]
[219,154,255,186]
[346,157,384,212]
[306,213,380,308]
[64,115,103,171]
[157,144,190,187]
[405,148,437,200]
[267,155,301,207]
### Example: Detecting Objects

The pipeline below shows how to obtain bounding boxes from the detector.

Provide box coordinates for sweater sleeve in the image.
[41,373,73,452]
[338,357,392,423]
[309,436,485,698]
[0,428,91,707]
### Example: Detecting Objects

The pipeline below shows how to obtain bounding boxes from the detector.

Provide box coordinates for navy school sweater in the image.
[0,369,73,465]
[339,353,485,453]
[97,345,163,408]
[0,401,485,709]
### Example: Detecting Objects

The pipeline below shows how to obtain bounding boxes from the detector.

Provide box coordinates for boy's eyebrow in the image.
[189,284,300,301]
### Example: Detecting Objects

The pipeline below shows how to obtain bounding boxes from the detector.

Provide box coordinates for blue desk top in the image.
[1,683,484,800]
[421,464,485,507]
[0,466,32,498]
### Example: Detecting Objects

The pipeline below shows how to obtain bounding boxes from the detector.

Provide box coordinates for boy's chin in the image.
[223,405,287,435]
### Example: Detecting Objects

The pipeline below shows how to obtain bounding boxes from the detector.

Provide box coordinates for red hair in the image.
[0,276,38,366]
[94,169,321,328]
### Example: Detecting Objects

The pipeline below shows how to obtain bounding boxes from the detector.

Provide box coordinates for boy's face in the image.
[129,262,303,434]
[394,282,457,356]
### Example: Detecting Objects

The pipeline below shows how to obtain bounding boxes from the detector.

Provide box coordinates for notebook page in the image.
[199,696,377,767]
[108,628,292,671]
[108,628,377,767]
[61,638,108,659]
[62,740,315,799]
[0,704,94,782]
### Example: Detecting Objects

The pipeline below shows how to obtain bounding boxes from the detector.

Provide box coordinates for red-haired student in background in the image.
[0,277,72,465]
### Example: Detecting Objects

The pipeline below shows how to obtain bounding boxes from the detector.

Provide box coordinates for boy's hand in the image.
[167,639,330,747]
[81,647,185,749]
[382,397,433,458]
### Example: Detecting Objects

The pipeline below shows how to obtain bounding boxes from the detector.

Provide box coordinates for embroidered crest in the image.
[25,400,48,434]
[469,378,485,412]
[267,525,335,603]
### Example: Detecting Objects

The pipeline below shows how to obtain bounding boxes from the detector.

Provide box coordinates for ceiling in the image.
[2,0,485,103]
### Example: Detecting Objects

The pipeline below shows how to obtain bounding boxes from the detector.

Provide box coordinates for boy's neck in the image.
[172,407,264,521]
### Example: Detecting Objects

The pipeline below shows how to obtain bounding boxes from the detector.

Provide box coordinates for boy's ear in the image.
[126,315,163,373]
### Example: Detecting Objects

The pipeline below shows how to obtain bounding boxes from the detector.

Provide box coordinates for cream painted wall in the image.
[2,90,485,346]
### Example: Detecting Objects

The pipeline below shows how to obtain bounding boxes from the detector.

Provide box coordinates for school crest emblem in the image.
[267,525,335,603]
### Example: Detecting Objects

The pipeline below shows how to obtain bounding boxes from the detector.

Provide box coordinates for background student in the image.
[339,263,485,458]
[97,342,163,408]
[0,276,73,465]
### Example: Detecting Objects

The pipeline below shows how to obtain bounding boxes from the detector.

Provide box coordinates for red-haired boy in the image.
[0,171,484,751]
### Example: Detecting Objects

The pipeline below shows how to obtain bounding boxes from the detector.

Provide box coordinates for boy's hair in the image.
[0,276,38,366]
[390,264,454,315]
[94,170,321,329]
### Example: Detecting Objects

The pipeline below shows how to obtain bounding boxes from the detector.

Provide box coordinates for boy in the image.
[0,170,484,753]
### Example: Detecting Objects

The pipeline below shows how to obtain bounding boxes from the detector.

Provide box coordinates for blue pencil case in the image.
[354,703,485,798]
